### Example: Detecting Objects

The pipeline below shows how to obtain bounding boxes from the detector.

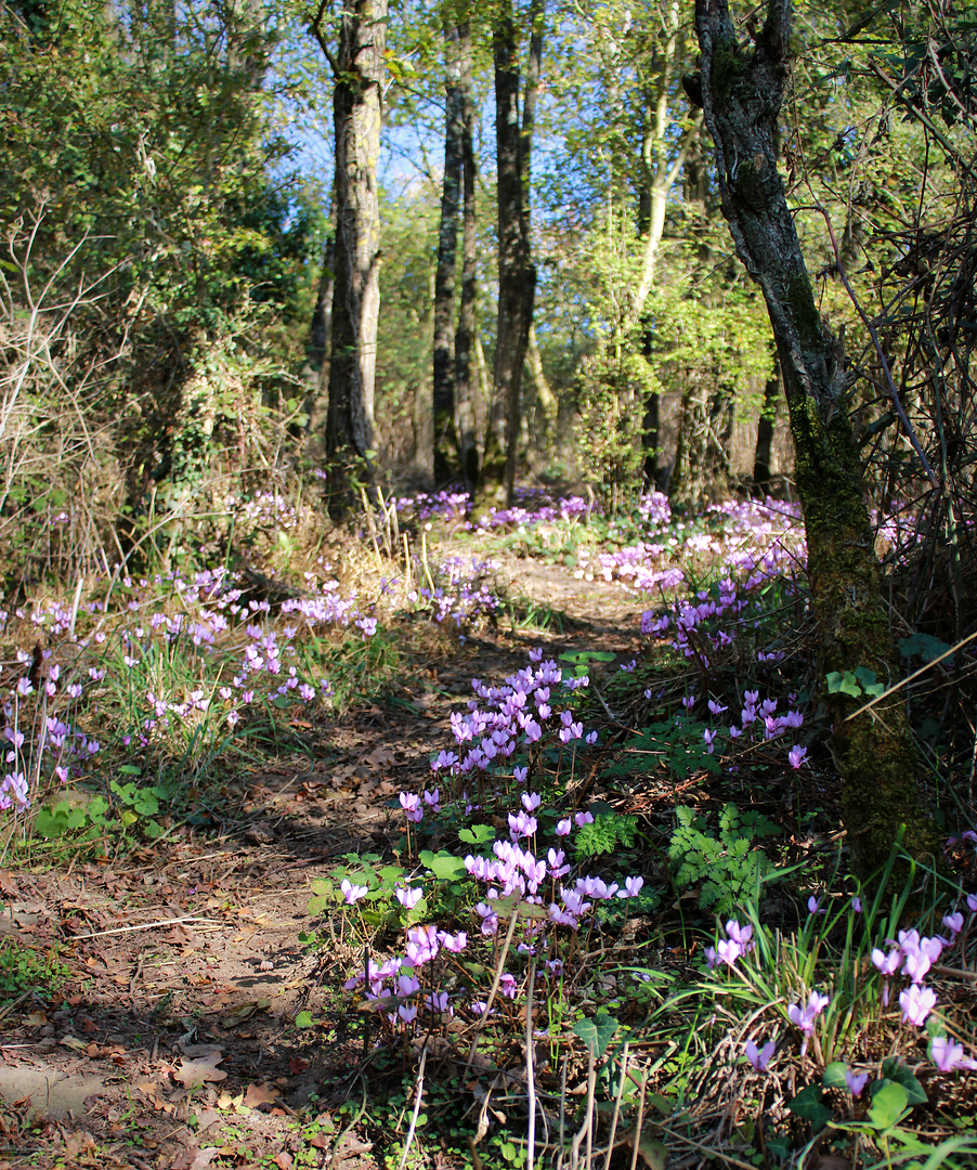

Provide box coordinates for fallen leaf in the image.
[173,1050,227,1089]
[243,1083,279,1109]
[273,1153,293,1169]
[62,1131,97,1159]
[219,1000,268,1028]
[193,1108,221,1132]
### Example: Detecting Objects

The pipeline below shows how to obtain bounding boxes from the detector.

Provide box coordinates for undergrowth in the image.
[4,485,977,1168]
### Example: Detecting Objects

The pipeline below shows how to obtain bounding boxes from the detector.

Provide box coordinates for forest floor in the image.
[3,499,976,1170]
[0,549,647,1170]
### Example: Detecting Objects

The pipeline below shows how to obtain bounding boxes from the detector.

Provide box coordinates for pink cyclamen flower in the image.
[725,920,753,948]
[931,1035,977,1072]
[788,990,829,1034]
[845,1068,869,1097]
[340,879,368,905]
[717,939,743,967]
[788,745,808,769]
[942,911,964,937]
[394,886,422,910]
[745,1038,775,1071]
[872,947,901,976]
[405,924,440,966]
[399,792,423,823]
[900,983,937,1027]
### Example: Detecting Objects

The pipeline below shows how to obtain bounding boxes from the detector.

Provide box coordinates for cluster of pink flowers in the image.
[871,911,977,1056]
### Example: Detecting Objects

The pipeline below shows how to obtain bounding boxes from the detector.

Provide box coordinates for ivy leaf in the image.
[826,670,862,698]
[898,633,953,664]
[853,666,885,699]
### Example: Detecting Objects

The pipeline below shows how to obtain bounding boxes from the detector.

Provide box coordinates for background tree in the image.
[312,0,388,519]
[484,0,543,504]
[432,12,468,485]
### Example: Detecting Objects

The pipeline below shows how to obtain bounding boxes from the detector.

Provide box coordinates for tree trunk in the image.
[313,0,386,520]
[490,0,542,505]
[641,325,661,488]
[302,186,336,447]
[453,20,479,489]
[432,19,466,485]
[695,0,937,875]
[752,354,779,492]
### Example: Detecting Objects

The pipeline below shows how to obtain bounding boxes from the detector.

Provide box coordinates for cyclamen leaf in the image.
[789,1085,831,1130]
[878,1059,927,1105]
[822,1062,849,1089]
[458,824,495,845]
[572,1012,619,1058]
[419,850,466,881]
[868,1081,910,1130]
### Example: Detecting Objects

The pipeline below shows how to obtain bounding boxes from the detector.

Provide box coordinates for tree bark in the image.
[313,0,386,520]
[489,0,542,505]
[453,18,479,489]
[301,185,336,446]
[752,354,779,492]
[527,322,557,435]
[432,19,466,485]
[694,0,936,875]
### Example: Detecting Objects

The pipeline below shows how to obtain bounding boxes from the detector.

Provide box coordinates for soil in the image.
[0,552,645,1169]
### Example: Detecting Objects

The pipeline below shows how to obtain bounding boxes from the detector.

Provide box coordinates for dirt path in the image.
[0,555,644,1169]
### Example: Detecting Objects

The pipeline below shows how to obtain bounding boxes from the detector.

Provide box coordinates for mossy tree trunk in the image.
[312,0,386,521]
[694,0,937,876]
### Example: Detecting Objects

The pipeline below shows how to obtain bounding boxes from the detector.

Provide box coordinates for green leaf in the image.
[458,824,495,845]
[899,633,952,664]
[572,1012,619,1058]
[132,789,160,815]
[419,850,466,882]
[853,666,885,698]
[118,764,142,775]
[86,796,109,822]
[789,1085,832,1131]
[868,1080,909,1130]
[826,670,862,698]
[879,1058,927,1105]
[294,1010,314,1029]
[822,1062,849,1089]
